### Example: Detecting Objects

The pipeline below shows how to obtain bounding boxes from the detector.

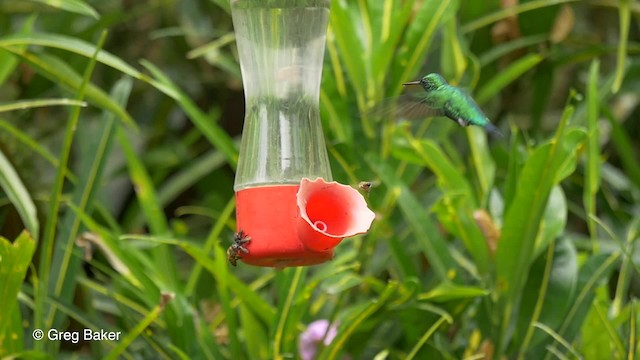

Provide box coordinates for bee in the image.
[358,181,378,195]
[227,230,251,266]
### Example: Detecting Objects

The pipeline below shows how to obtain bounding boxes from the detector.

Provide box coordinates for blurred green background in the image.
[1,0,639,359]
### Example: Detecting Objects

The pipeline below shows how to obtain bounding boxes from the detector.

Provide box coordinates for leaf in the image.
[613,0,630,93]
[328,0,367,99]
[49,78,134,330]
[0,231,36,356]
[116,119,180,291]
[460,0,581,34]
[557,253,620,344]
[516,238,578,353]
[584,60,601,248]
[0,15,35,86]
[368,0,414,97]
[466,126,496,203]
[4,49,138,131]
[178,240,276,324]
[496,103,585,335]
[38,31,107,337]
[603,106,640,189]
[478,34,548,66]
[0,31,183,102]
[367,154,459,281]
[403,137,491,273]
[475,53,544,104]
[417,282,489,302]
[532,186,567,259]
[0,120,77,183]
[579,293,614,359]
[26,0,99,19]
[440,18,468,81]
[0,98,86,113]
[0,149,39,238]
[318,281,399,360]
[239,304,269,360]
[390,0,457,94]
[140,60,238,168]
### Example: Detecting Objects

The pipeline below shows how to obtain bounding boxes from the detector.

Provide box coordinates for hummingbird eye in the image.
[421,78,436,91]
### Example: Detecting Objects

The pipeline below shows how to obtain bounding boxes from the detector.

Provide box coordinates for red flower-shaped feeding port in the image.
[235,178,375,268]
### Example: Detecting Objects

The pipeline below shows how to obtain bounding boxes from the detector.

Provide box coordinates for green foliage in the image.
[1,0,639,359]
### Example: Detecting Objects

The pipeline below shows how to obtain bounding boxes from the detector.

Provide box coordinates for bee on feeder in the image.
[227,230,251,267]
[358,181,378,195]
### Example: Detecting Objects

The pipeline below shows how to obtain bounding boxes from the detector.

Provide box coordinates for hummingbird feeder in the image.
[231,0,375,267]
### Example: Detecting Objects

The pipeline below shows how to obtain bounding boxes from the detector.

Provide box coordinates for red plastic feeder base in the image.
[235,185,334,267]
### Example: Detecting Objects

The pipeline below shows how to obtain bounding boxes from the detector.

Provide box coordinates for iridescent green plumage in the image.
[380,73,502,136]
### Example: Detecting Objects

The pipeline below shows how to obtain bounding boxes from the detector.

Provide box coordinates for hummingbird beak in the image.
[403,80,421,86]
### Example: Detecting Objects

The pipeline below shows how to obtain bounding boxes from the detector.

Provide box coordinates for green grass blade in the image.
[496,103,586,347]
[592,301,626,356]
[0,98,86,113]
[177,240,276,324]
[37,30,108,343]
[157,150,226,213]
[273,267,304,360]
[184,196,235,296]
[417,282,489,302]
[532,186,568,259]
[200,244,241,358]
[0,15,35,86]
[26,0,99,18]
[49,77,132,330]
[440,18,467,82]
[405,313,452,360]
[68,205,161,300]
[104,294,174,360]
[367,155,459,281]
[0,48,18,87]
[583,60,601,252]
[602,105,640,189]
[0,150,39,238]
[140,60,238,168]
[117,130,170,236]
[391,0,456,95]
[478,34,548,67]
[405,137,489,273]
[628,299,637,359]
[466,126,496,204]
[328,0,367,99]
[239,303,269,359]
[475,53,544,105]
[534,322,581,359]
[612,0,630,93]
[0,32,179,97]
[461,0,580,34]
[319,281,399,360]
[369,0,414,97]
[116,126,178,290]
[3,48,138,131]
[0,118,79,185]
[555,253,620,346]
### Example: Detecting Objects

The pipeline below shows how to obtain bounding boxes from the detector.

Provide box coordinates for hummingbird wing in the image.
[368,94,445,120]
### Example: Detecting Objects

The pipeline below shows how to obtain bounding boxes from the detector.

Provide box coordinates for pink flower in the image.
[298,320,339,360]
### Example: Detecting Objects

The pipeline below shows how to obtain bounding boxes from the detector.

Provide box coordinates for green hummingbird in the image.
[377,73,502,137]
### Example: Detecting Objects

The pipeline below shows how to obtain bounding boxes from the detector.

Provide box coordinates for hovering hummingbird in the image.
[377,73,502,137]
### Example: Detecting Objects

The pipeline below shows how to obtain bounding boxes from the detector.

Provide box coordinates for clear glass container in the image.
[231,0,332,191]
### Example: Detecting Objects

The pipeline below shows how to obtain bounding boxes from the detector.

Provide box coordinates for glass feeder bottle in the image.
[231,0,334,267]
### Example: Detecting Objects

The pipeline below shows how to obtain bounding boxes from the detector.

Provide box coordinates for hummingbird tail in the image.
[484,123,503,138]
